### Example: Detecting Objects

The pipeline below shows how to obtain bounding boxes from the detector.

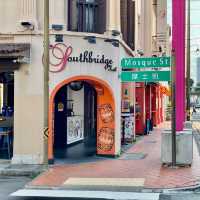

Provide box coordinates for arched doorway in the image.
[54,81,97,159]
[48,76,115,163]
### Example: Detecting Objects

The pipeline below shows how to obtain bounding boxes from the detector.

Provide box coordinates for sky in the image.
[167,0,200,84]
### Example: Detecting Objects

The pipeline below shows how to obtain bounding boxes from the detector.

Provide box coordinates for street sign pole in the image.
[171,50,176,167]
[120,55,174,164]
[43,0,49,165]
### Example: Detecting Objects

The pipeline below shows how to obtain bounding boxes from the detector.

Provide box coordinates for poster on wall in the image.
[124,116,134,140]
[67,116,84,144]
[97,103,115,154]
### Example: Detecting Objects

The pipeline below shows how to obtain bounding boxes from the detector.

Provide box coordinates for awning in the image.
[0,43,30,72]
[0,43,30,60]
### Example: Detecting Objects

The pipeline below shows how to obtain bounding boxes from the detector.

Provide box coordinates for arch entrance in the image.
[48,76,115,162]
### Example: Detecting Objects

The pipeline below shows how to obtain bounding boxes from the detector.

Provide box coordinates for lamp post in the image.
[171,50,176,167]
[43,0,49,165]
[186,0,191,121]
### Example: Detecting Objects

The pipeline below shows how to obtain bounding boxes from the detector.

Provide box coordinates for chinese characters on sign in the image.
[121,71,171,82]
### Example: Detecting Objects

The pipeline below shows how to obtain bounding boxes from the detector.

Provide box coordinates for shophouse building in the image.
[134,0,170,135]
[0,0,168,164]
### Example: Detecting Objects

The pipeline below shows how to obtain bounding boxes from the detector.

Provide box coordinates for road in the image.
[0,176,31,200]
[0,175,200,200]
[159,193,200,200]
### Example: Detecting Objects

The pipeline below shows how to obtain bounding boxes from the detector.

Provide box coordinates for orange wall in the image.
[48,76,115,161]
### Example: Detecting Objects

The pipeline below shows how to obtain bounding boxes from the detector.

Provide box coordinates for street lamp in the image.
[43,0,49,165]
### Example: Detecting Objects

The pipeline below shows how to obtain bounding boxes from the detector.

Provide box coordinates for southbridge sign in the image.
[48,43,115,73]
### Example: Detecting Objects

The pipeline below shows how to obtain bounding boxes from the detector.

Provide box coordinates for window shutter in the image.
[68,0,72,30]
[96,0,106,34]
[127,0,135,50]
[68,0,106,34]
[77,0,86,32]
[68,0,78,31]
[120,0,128,43]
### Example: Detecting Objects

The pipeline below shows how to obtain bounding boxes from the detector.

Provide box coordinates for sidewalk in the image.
[25,123,200,191]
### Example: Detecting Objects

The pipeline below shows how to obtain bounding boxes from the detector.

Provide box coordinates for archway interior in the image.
[54,81,97,160]
[49,77,115,162]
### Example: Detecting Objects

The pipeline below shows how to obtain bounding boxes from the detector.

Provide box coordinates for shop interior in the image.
[0,72,14,159]
[54,81,97,162]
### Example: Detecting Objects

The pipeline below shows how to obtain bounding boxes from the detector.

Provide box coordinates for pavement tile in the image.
[29,122,200,189]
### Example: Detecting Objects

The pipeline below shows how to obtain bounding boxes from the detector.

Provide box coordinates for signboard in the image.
[124,116,134,140]
[121,57,171,69]
[67,116,84,144]
[48,43,116,73]
[121,71,171,82]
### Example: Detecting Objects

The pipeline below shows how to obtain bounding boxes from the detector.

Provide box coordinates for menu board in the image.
[124,116,134,140]
[67,116,84,144]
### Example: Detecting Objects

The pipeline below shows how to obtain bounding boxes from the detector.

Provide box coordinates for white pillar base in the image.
[11,154,43,165]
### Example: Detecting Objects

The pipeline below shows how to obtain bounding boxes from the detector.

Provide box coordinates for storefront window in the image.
[0,72,14,159]
[120,0,135,50]
[68,0,106,34]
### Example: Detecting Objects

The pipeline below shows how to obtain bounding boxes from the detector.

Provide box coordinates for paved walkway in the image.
[28,123,200,190]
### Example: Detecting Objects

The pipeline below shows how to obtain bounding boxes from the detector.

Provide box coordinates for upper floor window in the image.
[68,0,106,34]
[120,0,135,50]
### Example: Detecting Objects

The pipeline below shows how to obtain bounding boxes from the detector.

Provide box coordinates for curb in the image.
[0,165,47,177]
[0,169,43,177]
[24,183,200,194]
[162,183,200,193]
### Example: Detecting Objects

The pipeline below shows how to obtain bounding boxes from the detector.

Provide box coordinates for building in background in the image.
[134,0,170,134]
[196,57,200,83]
[168,0,200,85]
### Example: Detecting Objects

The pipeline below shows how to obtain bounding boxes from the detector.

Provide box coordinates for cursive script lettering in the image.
[49,43,72,73]
[48,43,114,73]
[67,50,113,68]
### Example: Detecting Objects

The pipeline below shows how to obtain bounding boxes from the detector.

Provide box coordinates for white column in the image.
[106,0,121,33]
[19,0,37,22]
[135,0,142,51]
[141,0,153,56]
[50,0,66,28]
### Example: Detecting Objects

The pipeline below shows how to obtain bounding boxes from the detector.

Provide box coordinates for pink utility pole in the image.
[172,0,186,131]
